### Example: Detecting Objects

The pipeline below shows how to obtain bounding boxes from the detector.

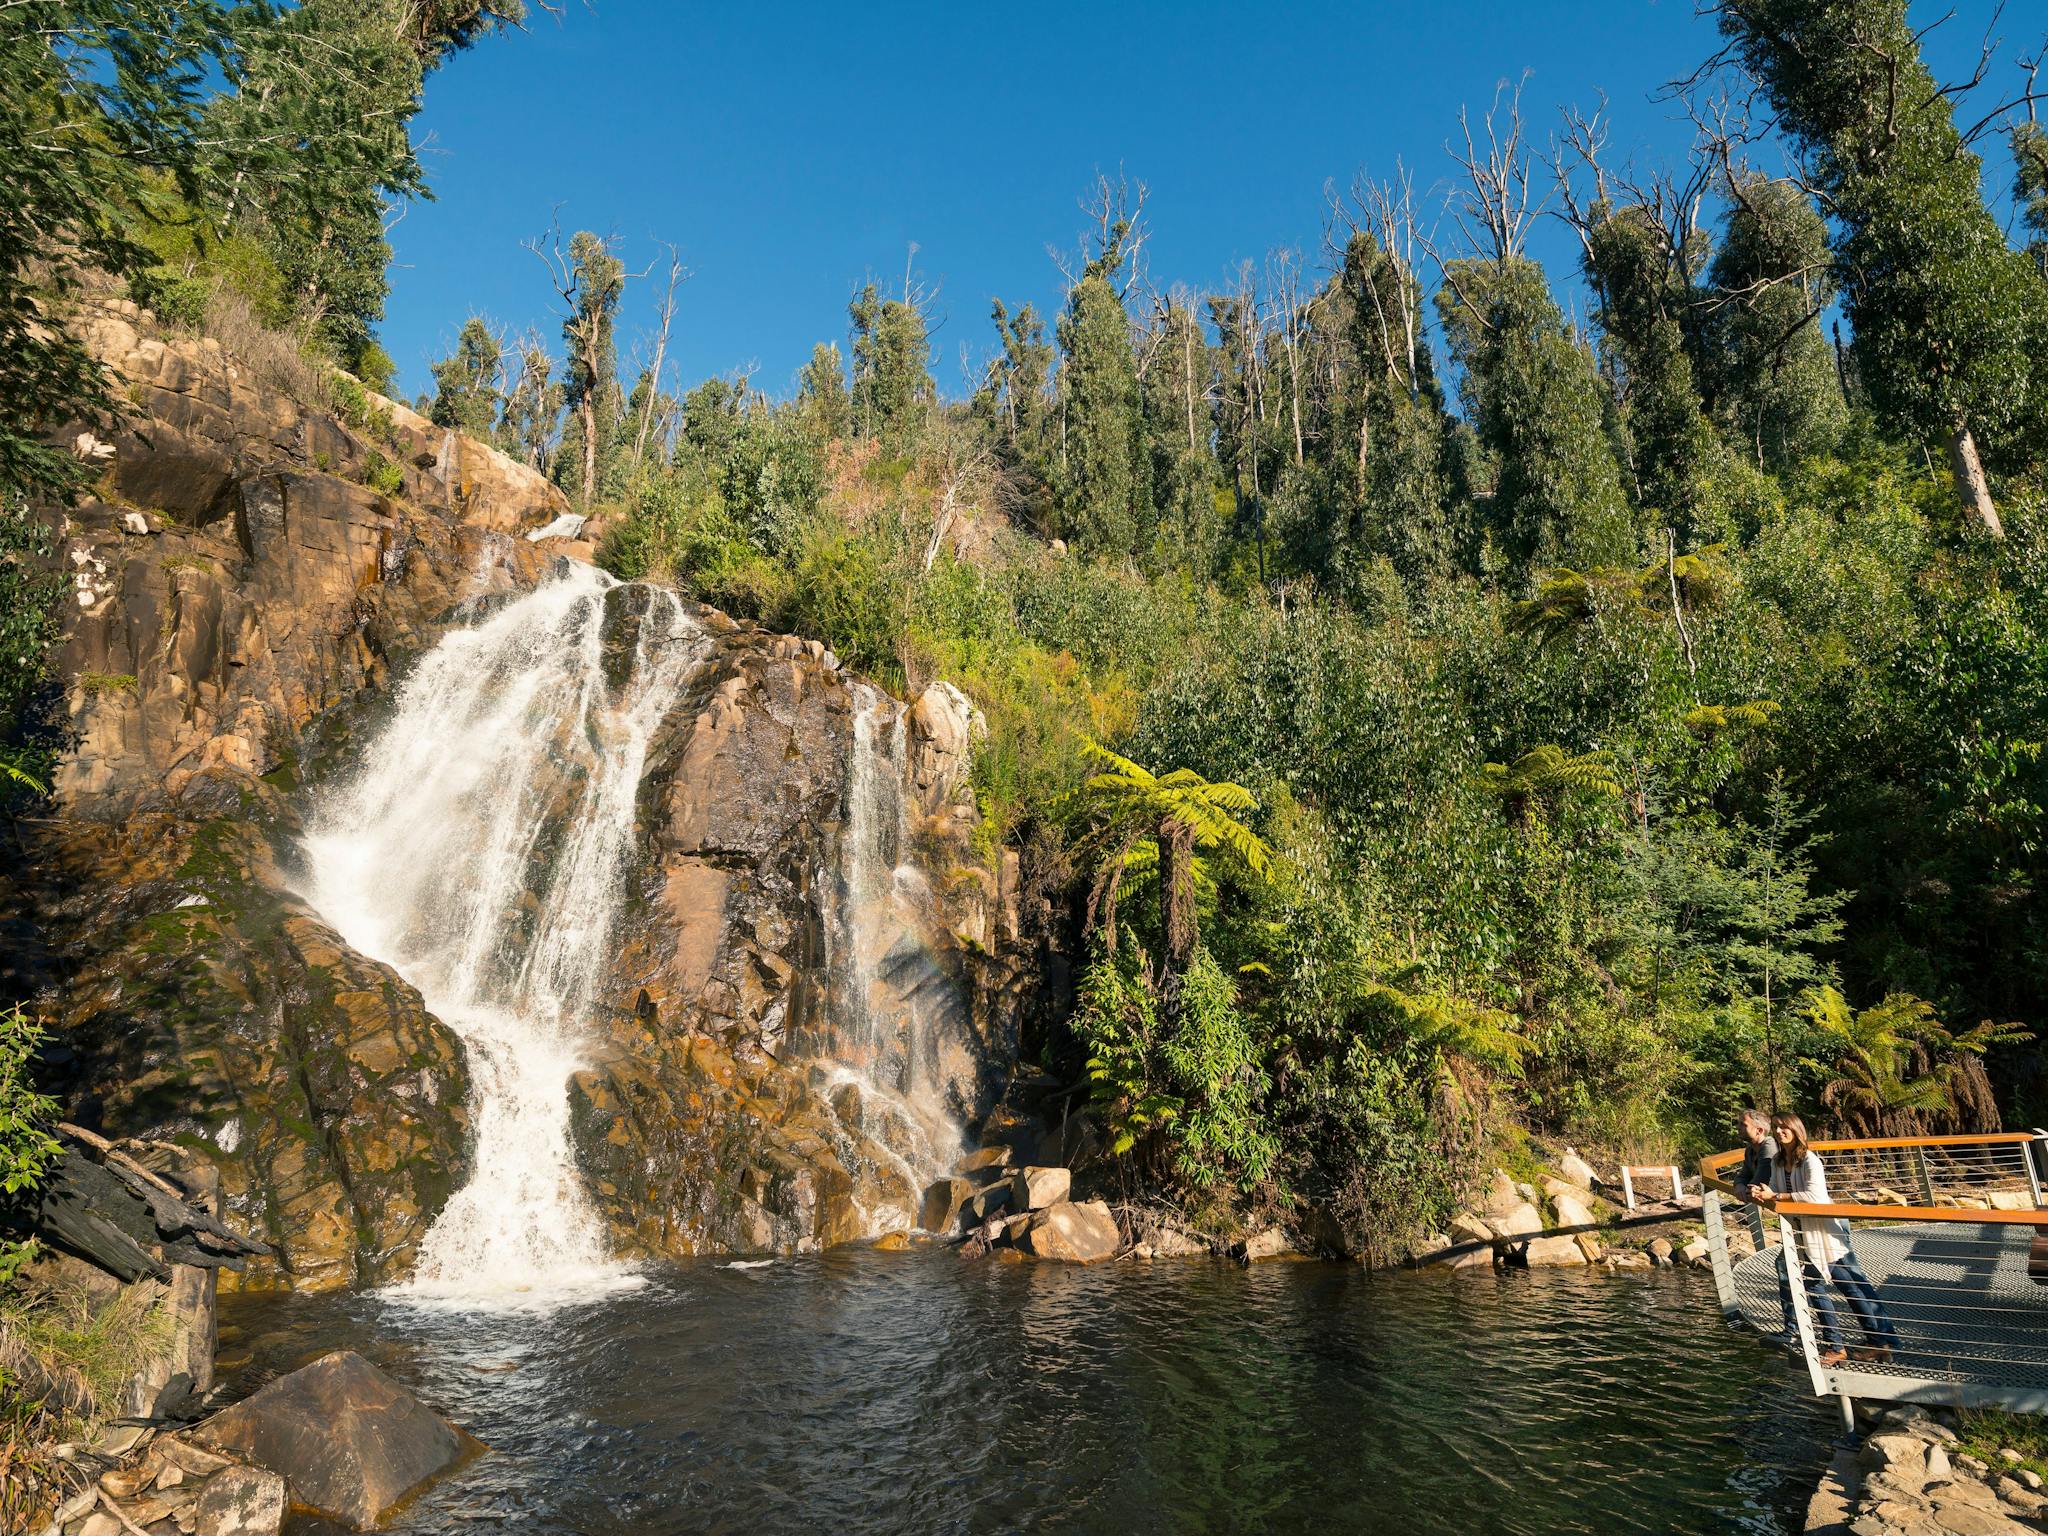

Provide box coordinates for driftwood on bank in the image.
[5,1124,271,1283]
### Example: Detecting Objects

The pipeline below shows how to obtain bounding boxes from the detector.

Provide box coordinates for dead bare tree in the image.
[632,242,690,473]
[1448,74,1549,266]
[1267,248,1312,469]
[1050,168,1151,299]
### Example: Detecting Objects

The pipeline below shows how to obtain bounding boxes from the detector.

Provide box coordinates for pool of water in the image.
[220,1252,1832,1535]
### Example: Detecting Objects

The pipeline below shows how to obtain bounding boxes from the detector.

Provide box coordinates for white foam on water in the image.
[301,562,704,1308]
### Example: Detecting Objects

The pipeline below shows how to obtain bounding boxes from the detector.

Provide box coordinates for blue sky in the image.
[380,0,2028,404]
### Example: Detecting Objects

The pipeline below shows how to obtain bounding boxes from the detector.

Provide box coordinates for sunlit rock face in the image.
[571,620,1022,1258]
[6,303,1027,1293]
[4,303,568,1290]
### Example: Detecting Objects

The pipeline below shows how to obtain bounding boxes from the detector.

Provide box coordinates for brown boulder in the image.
[1008,1166,1071,1211]
[1021,1199,1120,1263]
[192,1351,481,1529]
[919,1177,974,1233]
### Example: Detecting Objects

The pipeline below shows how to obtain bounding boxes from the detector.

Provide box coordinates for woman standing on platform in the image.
[1749,1112,1903,1367]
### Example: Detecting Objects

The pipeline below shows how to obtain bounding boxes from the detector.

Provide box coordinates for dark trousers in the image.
[1799,1252,1901,1353]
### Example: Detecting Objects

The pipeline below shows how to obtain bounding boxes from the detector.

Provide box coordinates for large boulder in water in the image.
[192,1350,481,1529]
[1021,1199,1121,1263]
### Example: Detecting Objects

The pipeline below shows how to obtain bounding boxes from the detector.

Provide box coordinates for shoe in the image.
[1817,1348,1848,1367]
[1849,1347,1893,1364]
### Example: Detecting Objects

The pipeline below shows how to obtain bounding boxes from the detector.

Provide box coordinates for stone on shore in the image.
[957,1146,1012,1174]
[1481,1170,1524,1221]
[1552,1190,1597,1230]
[193,1465,288,1536]
[1235,1227,1296,1263]
[1021,1200,1120,1263]
[1559,1149,1599,1189]
[1496,1201,1543,1240]
[919,1176,974,1233]
[1523,1234,1586,1267]
[191,1350,482,1530]
[1008,1166,1072,1211]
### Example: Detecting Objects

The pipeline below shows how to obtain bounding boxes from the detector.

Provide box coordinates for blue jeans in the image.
[1800,1252,1901,1354]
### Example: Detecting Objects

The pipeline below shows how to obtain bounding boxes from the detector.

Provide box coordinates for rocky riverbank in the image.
[1808,1405,2048,1536]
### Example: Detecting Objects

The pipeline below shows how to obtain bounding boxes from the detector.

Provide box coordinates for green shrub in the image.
[0,1005,60,1283]
[360,451,403,497]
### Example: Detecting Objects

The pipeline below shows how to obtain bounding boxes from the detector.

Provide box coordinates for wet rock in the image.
[191,1350,482,1530]
[964,1181,1015,1224]
[958,1146,1012,1175]
[1008,1166,1071,1212]
[192,1465,287,1536]
[919,1177,974,1233]
[1021,1200,1120,1264]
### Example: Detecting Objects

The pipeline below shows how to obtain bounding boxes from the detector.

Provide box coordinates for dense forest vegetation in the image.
[6,0,2048,1257]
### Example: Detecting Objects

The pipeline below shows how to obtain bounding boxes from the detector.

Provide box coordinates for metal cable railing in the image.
[1700,1133,2048,1416]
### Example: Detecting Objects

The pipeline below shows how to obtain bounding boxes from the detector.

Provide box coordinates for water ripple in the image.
[225,1253,1831,1535]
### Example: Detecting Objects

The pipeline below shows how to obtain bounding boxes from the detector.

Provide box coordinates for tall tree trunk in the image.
[1159,816,1197,1020]
[579,396,598,508]
[1947,422,2004,538]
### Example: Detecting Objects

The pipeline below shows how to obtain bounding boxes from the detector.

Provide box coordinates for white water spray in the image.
[302,562,702,1304]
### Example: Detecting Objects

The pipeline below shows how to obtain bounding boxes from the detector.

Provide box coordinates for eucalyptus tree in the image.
[1054,176,1152,559]
[429,317,505,436]
[1713,0,2046,534]
[531,225,625,508]
[1699,175,1846,471]
[848,273,934,445]
[1137,290,1220,570]
[1434,83,1635,580]
[794,341,851,441]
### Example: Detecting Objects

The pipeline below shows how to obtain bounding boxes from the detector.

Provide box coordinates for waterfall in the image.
[826,688,964,1222]
[302,561,702,1304]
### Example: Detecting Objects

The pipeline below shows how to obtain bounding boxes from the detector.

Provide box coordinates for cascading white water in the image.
[826,689,964,1221]
[302,562,702,1304]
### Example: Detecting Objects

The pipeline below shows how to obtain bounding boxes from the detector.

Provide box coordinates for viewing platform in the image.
[1702,1133,2048,1421]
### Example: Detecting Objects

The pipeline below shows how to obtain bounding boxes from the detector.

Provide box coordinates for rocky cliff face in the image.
[2,302,1025,1290]
[573,614,1022,1256]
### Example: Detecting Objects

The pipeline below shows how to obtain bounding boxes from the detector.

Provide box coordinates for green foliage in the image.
[359,450,404,497]
[1717,0,2046,515]
[0,1006,61,1281]
[1056,273,1150,557]
[1074,937,1274,1189]
[429,316,503,435]
[1701,177,1848,472]
[848,281,933,444]
[1437,256,1637,578]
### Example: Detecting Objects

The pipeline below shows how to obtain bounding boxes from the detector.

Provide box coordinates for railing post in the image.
[2027,1132,2046,1209]
[1703,1191,1738,1319]
[1913,1145,1935,1206]
[1778,1213,1829,1398]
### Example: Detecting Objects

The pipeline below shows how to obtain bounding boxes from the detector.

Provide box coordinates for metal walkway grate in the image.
[1704,1134,2048,1414]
